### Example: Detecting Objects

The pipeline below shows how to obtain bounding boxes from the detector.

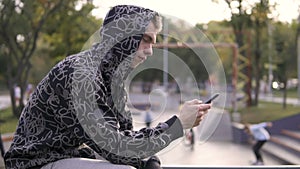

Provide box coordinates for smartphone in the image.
[204,93,220,104]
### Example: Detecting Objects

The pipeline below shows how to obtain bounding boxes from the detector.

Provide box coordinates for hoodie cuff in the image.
[164,115,184,140]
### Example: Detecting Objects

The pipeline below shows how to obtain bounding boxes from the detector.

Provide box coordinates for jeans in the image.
[253,140,266,162]
[40,158,134,169]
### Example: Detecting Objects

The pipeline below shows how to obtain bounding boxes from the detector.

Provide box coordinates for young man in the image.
[4,5,211,169]
[244,122,273,165]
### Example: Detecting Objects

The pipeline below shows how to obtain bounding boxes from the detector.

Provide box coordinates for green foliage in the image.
[199,21,236,81]
[0,0,102,116]
[41,2,102,62]
[272,22,297,80]
[0,0,69,116]
[29,1,102,83]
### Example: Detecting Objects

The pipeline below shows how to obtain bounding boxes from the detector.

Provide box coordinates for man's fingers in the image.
[193,118,201,127]
[193,115,206,127]
[183,104,211,116]
[198,104,211,111]
[186,99,202,105]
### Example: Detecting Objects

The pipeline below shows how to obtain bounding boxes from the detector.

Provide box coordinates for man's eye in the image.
[143,36,152,43]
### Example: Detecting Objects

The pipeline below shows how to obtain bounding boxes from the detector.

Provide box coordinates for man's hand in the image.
[178,99,211,129]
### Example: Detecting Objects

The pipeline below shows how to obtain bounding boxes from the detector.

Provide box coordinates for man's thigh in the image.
[41,158,134,169]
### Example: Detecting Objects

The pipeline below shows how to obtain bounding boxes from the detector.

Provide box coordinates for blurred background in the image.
[0,0,300,168]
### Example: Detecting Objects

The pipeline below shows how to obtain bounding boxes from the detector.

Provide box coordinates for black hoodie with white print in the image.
[4,5,183,169]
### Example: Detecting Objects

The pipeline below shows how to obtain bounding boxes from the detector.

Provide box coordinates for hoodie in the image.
[4,5,183,169]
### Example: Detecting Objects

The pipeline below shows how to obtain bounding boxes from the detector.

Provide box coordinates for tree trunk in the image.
[282,79,287,109]
[8,79,23,117]
[253,20,262,106]
[254,62,260,106]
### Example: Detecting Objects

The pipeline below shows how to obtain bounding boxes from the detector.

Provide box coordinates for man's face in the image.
[131,21,158,68]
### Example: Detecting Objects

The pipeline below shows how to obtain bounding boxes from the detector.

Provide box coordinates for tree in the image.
[251,0,272,106]
[0,0,67,116]
[0,0,97,117]
[272,21,297,108]
[214,0,274,106]
[41,1,101,63]
[215,0,253,106]
[27,1,102,85]
[196,21,237,84]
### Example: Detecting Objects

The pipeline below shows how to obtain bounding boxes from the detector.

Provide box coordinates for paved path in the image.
[159,140,282,166]
[258,94,300,105]
[0,95,10,110]
[132,109,282,166]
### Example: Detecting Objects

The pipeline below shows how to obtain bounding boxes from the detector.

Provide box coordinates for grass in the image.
[272,88,299,98]
[237,101,300,123]
[0,107,18,134]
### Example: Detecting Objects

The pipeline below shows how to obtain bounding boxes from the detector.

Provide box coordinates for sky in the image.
[91,0,299,25]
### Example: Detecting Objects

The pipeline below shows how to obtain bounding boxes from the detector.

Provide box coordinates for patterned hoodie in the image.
[4,5,183,169]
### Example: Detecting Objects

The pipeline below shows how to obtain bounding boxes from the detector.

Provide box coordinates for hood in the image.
[88,5,159,115]
[92,5,158,82]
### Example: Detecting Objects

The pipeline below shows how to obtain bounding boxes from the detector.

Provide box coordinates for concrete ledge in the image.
[281,130,300,140]
[162,165,300,169]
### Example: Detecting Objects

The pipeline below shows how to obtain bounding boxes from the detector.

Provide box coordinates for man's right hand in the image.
[177,99,211,129]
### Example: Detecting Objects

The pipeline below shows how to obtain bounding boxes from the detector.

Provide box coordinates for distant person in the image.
[244,122,273,165]
[25,84,34,101]
[144,106,153,128]
[4,5,212,169]
[14,85,21,106]
[186,128,195,150]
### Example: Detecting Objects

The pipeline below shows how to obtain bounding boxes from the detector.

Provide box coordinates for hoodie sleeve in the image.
[83,115,183,168]
[78,97,183,168]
